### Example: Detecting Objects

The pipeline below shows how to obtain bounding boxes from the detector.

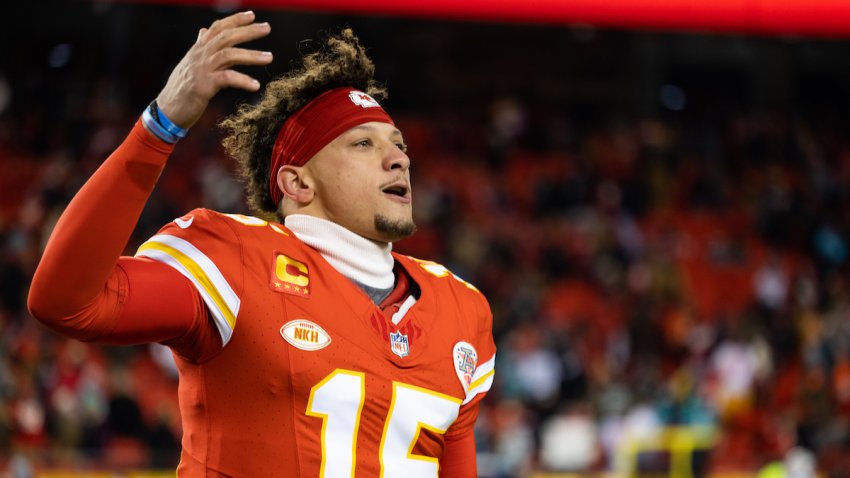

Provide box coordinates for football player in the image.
[28,11,495,477]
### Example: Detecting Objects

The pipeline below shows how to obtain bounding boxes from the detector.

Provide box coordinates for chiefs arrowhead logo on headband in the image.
[269,87,394,206]
[349,91,382,108]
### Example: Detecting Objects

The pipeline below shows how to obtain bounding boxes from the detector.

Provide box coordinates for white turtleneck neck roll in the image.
[284,214,396,289]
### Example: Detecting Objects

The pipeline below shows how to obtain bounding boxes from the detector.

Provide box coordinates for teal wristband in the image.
[142,100,187,144]
[150,100,188,139]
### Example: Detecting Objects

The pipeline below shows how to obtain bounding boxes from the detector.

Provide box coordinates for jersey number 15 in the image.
[307,369,462,477]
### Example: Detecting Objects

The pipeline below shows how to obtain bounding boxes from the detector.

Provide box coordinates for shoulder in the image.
[399,255,497,407]
[396,254,491,324]
[135,208,305,280]
[398,255,481,292]
[139,208,296,250]
[133,209,298,347]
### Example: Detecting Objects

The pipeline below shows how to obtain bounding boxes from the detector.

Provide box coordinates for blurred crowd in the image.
[4,11,850,478]
[401,101,850,477]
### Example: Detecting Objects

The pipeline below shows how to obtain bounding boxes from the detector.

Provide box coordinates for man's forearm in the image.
[28,120,173,321]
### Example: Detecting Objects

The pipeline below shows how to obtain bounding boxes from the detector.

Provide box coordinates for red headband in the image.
[269,87,395,206]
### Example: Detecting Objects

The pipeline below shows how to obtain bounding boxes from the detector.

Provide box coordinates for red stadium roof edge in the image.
[128,0,850,38]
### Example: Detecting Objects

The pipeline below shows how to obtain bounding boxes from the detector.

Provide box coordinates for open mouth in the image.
[382,184,409,197]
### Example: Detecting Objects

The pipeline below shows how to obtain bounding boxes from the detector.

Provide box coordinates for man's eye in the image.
[397,143,408,153]
[354,139,372,147]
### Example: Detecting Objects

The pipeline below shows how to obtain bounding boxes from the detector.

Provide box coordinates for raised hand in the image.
[155,11,273,130]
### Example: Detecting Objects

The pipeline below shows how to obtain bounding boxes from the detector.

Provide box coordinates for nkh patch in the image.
[453,341,478,394]
[280,319,331,351]
[389,331,410,358]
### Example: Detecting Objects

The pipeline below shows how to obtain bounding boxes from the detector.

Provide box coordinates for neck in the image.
[284,214,395,289]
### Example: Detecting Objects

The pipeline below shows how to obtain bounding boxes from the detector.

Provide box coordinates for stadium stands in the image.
[2,3,850,476]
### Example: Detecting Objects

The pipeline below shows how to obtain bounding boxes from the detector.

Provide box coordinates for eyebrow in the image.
[348,124,403,137]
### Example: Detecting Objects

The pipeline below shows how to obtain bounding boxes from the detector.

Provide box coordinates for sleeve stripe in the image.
[471,355,495,382]
[462,373,494,405]
[468,369,495,392]
[463,354,496,405]
[136,235,239,345]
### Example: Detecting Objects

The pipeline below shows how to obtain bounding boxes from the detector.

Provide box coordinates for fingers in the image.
[211,47,273,69]
[153,11,271,129]
[208,22,271,51]
[200,11,272,92]
[207,10,258,36]
[214,69,262,92]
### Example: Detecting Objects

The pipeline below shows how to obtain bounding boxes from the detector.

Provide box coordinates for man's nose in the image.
[384,144,410,172]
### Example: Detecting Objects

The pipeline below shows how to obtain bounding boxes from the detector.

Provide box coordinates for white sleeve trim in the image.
[136,234,240,345]
[463,353,495,405]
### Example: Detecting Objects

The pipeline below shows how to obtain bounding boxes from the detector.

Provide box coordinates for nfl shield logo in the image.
[389,331,410,358]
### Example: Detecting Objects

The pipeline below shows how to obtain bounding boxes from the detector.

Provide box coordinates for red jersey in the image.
[134,208,496,477]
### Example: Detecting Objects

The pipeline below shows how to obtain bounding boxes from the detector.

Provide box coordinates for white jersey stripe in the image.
[471,355,495,382]
[462,373,494,405]
[136,234,240,345]
[462,354,496,405]
[141,234,240,318]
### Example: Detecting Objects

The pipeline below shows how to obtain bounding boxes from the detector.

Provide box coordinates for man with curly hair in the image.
[28,11,495,477]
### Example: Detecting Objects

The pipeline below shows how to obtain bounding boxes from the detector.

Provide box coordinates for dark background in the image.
[3,1,850,476]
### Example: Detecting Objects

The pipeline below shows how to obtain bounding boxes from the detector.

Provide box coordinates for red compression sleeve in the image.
[440,429,478,478]
[111,257,221,360]
[27,120,206,351]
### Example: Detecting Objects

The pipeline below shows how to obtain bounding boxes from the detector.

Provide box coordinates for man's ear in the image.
[276,165,314,205]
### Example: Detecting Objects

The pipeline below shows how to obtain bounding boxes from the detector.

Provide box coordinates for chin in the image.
[374,215,417,242]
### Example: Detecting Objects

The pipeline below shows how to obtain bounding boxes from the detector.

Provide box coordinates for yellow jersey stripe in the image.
[137,239,238,344]
[138,243,236,343]
[138,234,240,319]
[472,355,496,379]
[462,373,494,405]
[468,369,495,392]
[137,241,236,328]
[463,354,496,405]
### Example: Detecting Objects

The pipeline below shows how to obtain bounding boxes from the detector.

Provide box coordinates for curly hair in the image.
[219,29,387,221]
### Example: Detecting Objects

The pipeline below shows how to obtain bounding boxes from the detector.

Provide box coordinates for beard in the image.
[374,214,417,242]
